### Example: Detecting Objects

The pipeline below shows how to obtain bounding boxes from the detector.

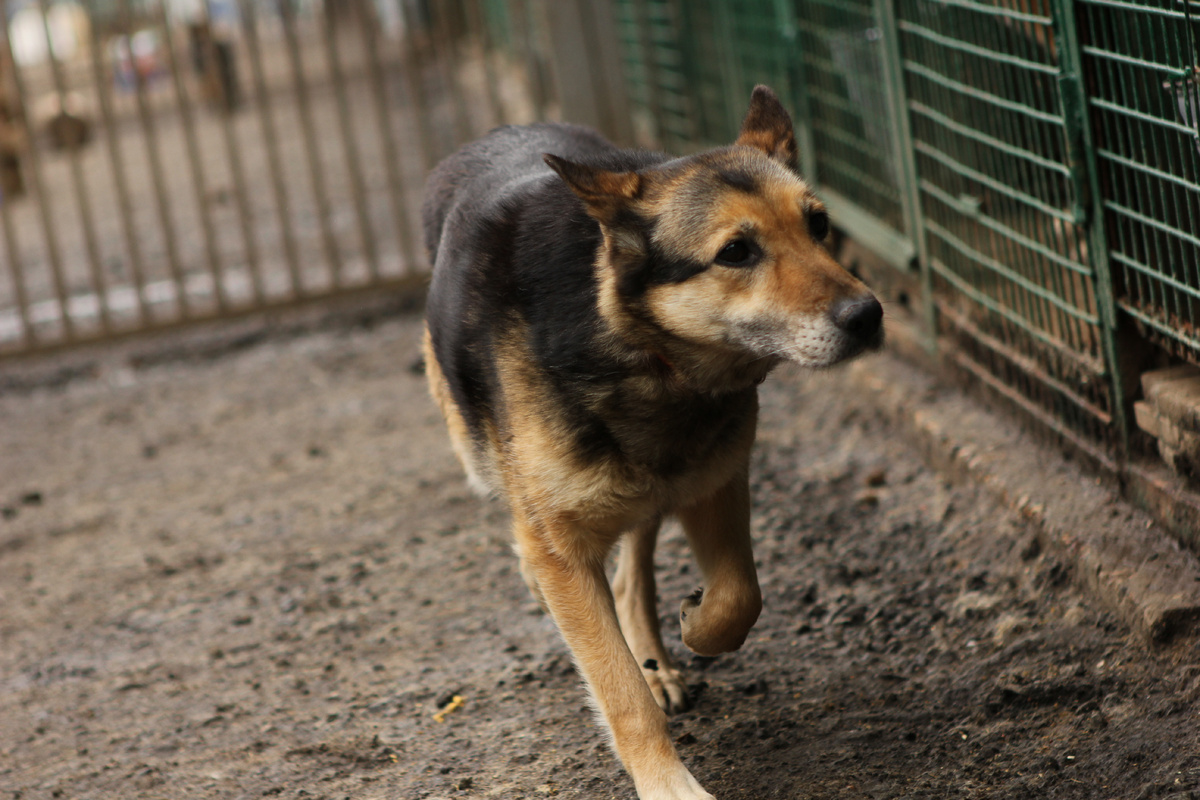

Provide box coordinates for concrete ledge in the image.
[847,332,1200,644]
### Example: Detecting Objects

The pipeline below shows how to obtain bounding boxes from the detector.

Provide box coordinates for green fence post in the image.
[876,0,935,352]
[777,0,820,181]
[1050,0,1132,454]
[631,0,667,147]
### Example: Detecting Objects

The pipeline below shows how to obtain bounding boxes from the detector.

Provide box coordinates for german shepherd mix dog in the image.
[422,86,882,799]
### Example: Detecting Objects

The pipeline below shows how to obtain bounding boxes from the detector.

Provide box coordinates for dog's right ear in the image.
[544,154,641,223]
[736,85,799,170]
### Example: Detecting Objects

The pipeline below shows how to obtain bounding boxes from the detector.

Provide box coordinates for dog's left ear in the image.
[735,85,799,170]
[544,153,641,223]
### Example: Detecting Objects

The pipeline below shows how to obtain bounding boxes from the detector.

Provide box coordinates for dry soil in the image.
[2,310,1199,800]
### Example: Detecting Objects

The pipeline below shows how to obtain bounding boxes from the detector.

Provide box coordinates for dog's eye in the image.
[809,211,830,241]
[715,239,757,267]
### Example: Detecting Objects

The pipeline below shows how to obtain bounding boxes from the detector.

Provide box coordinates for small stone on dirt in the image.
[865,468,887,487]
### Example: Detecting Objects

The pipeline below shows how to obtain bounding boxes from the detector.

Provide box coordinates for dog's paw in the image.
[635,764,716,800]
[679,586,761,656]
[641,658,692,714]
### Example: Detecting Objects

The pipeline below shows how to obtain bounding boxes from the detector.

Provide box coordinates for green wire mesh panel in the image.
[612,0,913,262]
[797,0,906,232]
[1077,0,1200,365]
[710,1,796,141]
[614,0,793,149]
[614,0,697,148]
[897,0,1115,444]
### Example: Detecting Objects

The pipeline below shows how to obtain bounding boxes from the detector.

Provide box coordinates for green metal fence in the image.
[796,0,909,241]
[1077,0,1200,364]
[615,0,1200,463]
[900,0,1119,450]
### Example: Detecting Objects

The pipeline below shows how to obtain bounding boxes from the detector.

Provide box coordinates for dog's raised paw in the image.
[680,586,761,656]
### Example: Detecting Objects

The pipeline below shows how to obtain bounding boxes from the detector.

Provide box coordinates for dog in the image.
[421,85,883,800]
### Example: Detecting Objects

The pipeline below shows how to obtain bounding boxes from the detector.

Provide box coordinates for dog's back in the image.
[422,123,657,265]
[423,124,674,494]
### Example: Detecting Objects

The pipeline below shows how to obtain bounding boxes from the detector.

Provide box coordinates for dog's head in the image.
[544,85,883,385]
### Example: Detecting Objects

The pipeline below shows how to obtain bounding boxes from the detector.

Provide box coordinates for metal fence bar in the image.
[38,0,111,336]
[1,0,74,340]
[431,3,476,146]
[280,3,343,289]
[630,0,667,145]
[903,60,1066,124]
[240,0,304,299]
[465,0,504,127]
[323,9,380,284]
[87,8,150,327]
[121,0,191,321]
[397,0,439,173]
[509,0,550,122]
[158,2,228,314]
[899,19,1060,75]
[358,0,420,274]
[0,167,32,345]
[201,5,266,308]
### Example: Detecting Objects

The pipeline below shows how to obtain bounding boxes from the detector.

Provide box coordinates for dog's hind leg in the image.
[613,516,692,713]
[515,513,715,800]
[677,467,763,656]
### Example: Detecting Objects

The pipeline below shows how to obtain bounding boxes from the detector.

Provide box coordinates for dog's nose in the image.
[832,295,883,340]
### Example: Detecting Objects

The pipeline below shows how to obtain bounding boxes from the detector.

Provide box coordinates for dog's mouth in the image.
[839,322,886,363]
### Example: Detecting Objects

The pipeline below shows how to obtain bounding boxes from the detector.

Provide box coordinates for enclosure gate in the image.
[0,0,560,358]
[617,0,1200,463]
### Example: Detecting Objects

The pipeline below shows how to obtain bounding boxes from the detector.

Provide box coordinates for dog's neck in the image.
[646,341,777,395]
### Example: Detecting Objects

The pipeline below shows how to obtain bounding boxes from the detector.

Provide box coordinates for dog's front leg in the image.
[515,513,715,800]
[613,516,692,714]
[677,468,763,656]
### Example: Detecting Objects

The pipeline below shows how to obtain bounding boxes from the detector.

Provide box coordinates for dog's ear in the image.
[544,153,641,223]
[735,85,799,170]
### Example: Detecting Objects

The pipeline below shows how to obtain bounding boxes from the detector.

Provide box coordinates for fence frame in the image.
[1050,0,1134,452]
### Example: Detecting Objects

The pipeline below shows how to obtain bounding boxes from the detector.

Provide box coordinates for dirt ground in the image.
[2,309,1199,800]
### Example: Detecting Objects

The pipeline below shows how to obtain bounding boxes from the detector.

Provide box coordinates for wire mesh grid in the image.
[796,0,906,232]
[1077,0,1200,366]
[614,0,697,149]
[614,0,913,264]
[615,0,795,150]
[897,0,1114,443]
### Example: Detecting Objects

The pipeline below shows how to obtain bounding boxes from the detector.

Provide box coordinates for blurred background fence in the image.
[1,0,1199,480]
[0,0,568,354]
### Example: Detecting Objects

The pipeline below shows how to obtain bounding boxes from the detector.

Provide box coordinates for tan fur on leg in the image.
[677,466,763,656]
[515,512,712,800]
[613,518,691,713]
